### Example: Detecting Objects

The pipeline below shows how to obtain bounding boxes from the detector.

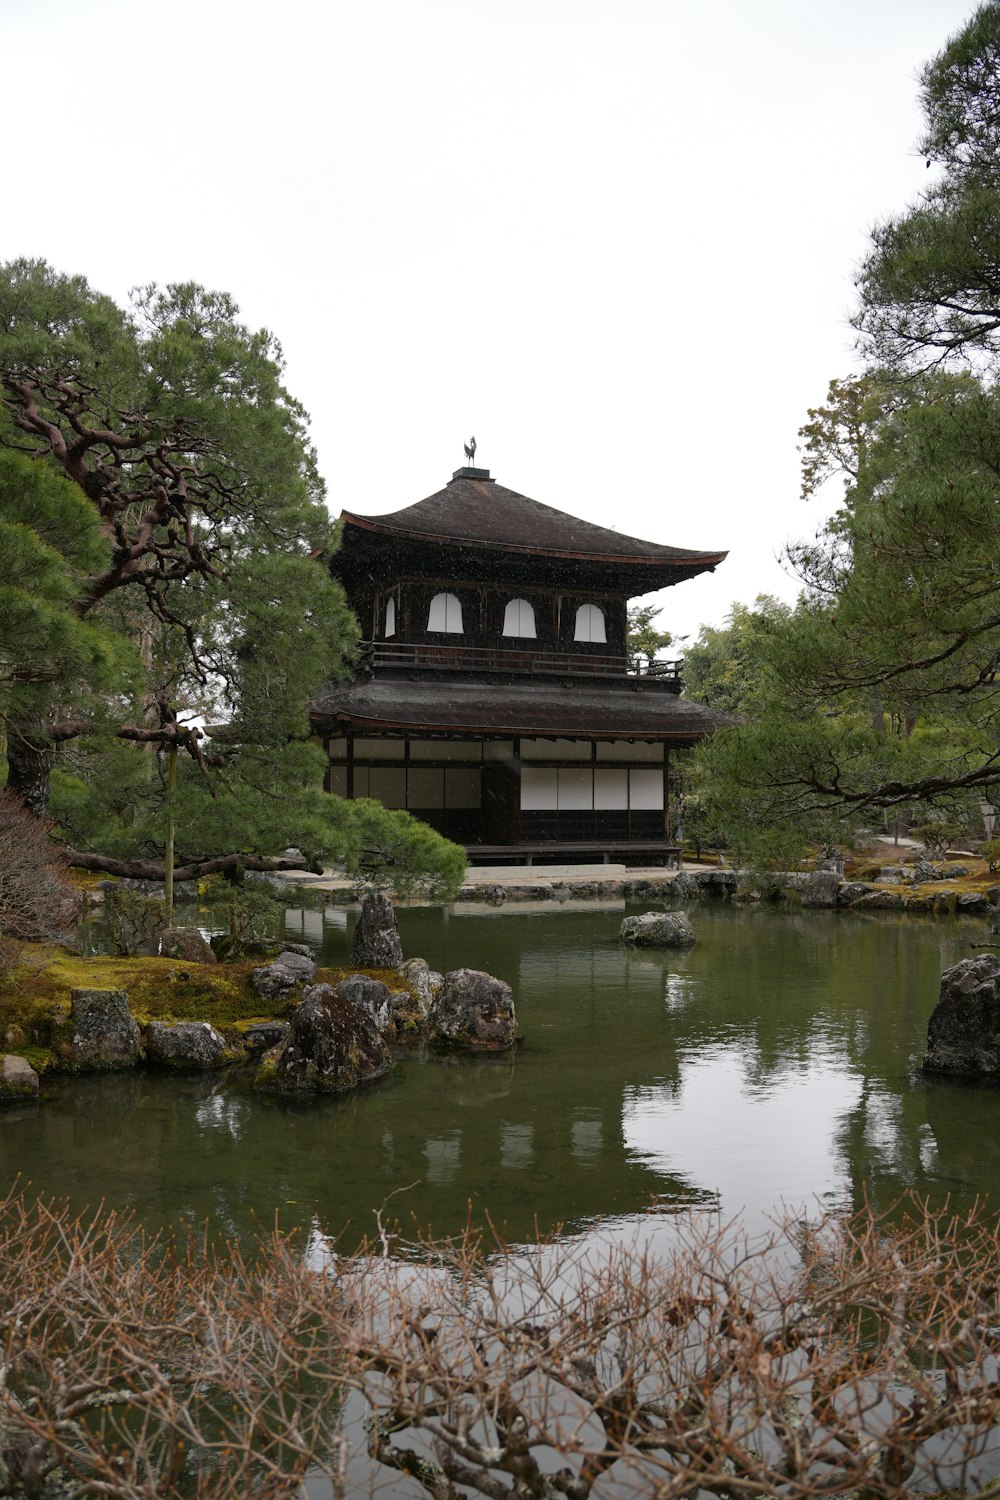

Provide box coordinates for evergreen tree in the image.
[0,260,464,894]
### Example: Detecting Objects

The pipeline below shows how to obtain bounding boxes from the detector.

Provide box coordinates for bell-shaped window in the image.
[427,592,463,633]
[384,596,396,638]
[574,603,606,644]
[502,598,536,638]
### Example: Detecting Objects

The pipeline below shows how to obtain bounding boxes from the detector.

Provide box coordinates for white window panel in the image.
[427,592,463,632]
[407,768,444,808]
[369,768,406,809]
[596,741,664,763]
[574,603,606,643]
[629,768,664,810]
[594,769,628,809]
[327,737,347,761]
[354,768,369,798]
[445,769,482,809]
[483,740,515,762]
[558,768,594,810]
[502,597,536,638]
[520,738,592,761]
[384,596,396,637]
[521,767,558,810]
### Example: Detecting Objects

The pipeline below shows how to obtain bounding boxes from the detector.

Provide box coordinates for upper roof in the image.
[338,468,726,578]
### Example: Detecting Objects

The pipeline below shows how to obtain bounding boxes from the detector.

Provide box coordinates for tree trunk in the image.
[5,718,55,816]
[63,849,319,882]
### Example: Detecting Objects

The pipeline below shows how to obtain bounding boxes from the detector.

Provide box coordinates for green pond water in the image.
[2,901,998,1249]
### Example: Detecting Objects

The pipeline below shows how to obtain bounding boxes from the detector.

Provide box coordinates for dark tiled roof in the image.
[340,474,725,569]
[310,675,727,741]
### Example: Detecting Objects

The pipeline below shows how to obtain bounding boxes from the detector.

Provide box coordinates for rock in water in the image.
[329,976,392,1032]
[799,871,841,908]
[70,989,142,1070]
[159,927,217,964]
[250,949,316,1002]
[255,984,390,1093]
[400,957,440,1009]
[619,912,696,948]
[428,968,517,1051]
[924,954,1000,1075]
[146,1021,237,1069]
[0,1054,39,1100]
[351,890,403,968]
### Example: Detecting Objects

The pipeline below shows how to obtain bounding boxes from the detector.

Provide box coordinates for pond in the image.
[2,901,998,1250]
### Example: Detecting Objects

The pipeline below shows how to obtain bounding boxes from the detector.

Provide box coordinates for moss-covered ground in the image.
[0,946,418,1074]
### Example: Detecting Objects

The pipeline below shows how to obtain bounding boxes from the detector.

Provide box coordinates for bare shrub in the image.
[3,1187,1000,1497]
[0,791,80,971]
[345,1199,1000,1499]
[0,1186,346,1498]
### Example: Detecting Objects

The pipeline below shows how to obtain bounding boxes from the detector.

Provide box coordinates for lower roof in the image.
[309,675,726,741]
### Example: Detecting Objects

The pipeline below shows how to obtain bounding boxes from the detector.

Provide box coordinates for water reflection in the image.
[3,904,998,1244]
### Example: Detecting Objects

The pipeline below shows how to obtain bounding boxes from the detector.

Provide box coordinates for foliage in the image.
[982,838,1000,873]
[5,1188,1000,1497]
[0,262,463,898]
[0,259,357,845]
[682,594,790,716]
[857,2,1000,372]
[203,881,284,958]
[0,450,122,722]
[333,797,467,900]
[0,792,79,974]
[100,886,167,957]
[626,601,671,672]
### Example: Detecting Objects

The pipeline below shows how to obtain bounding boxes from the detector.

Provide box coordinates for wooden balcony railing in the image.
[357,639,683,687]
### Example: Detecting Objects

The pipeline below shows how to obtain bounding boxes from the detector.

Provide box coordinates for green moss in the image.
[17,1046,56,1074]
[0,946,296,1043]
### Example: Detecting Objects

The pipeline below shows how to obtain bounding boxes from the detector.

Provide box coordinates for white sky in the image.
[4,0,976,642]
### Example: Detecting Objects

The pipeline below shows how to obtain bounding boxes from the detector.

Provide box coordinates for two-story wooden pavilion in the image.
[309,464,727,864]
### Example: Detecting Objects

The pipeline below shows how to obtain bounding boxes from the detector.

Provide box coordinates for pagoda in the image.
[309,462,727,864]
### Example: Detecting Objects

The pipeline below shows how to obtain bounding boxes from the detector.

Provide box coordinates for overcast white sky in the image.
[4,0,976,641]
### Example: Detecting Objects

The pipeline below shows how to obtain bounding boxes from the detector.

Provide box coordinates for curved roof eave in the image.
[339,510,727,572]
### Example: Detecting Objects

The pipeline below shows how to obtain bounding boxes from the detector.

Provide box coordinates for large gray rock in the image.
[619,911,697,948]
[241,1021,289,1054]
[70,989,142,1071]
[328,975,392,1032]
[159,927,217,964]
[668,872,701,902]
[351,889,403,968]
[924,954,1000,1075]
[399,957,441,1007]
[799,871,841,908]
[837,881,875,906]
[255,983,390,1094]
[0,1054,39,1100]
[250,949,316,1002]
[428,968,518,1051]
[146,1020,236,1070]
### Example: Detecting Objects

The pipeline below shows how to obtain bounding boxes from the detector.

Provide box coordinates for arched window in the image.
[427,592,463,633]
[502,598,536,638]
[574,603,606,644]
[384,596,396,638]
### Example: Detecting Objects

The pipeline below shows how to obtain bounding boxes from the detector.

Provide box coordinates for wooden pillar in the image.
[346,735,355,799]
[662,743,670,844]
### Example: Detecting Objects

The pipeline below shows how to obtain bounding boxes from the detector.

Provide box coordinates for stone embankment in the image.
[442,865,999,914]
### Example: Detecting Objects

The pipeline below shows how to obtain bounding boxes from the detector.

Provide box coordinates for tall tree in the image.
[856,2,1000,372]
[0,261,465,892]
